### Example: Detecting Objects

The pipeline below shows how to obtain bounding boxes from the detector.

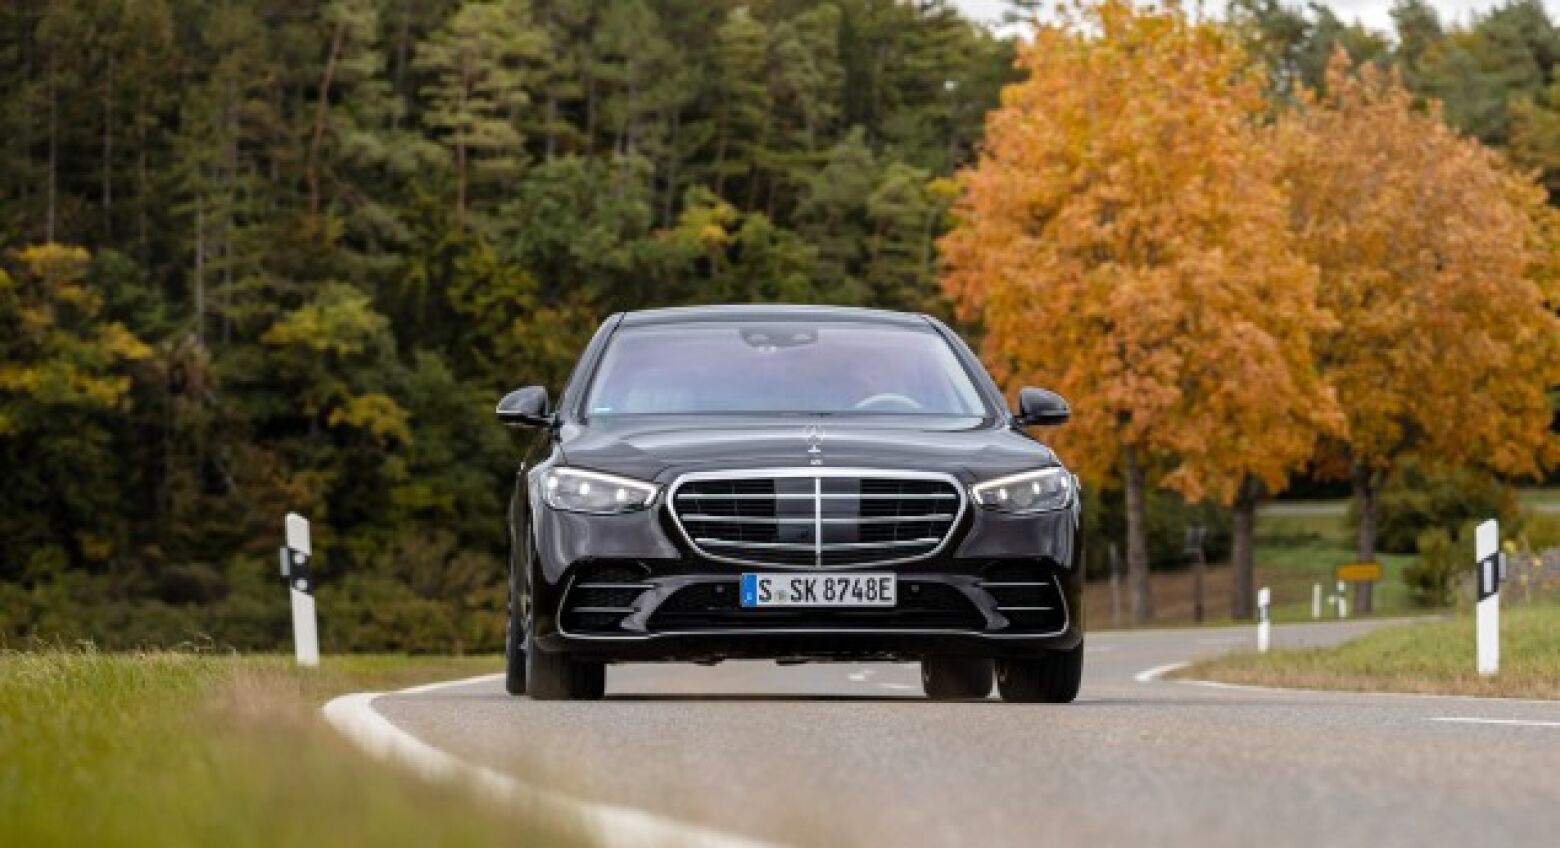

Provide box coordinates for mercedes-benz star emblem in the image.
[804,424,825,465]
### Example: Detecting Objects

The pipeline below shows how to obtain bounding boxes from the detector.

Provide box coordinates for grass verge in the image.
[0,650,583,847]
[1177,597,1560,699]
[1252,511,1416,620]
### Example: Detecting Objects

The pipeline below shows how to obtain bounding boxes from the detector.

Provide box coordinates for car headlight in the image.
[541,467,659,514]
[971,467,1074,514]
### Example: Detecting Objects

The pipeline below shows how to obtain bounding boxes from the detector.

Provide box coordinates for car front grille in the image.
[668,471,966,568]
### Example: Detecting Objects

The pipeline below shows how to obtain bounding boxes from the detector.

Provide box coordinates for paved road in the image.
[374,620,1560,847]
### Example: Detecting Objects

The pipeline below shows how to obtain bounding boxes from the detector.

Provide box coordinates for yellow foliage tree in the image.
[0,244,152,416]
[0,243,152,563]
[940,0,1340,622]
[1280,54,1560,606]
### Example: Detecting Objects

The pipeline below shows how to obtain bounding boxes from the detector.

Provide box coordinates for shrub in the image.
[1402,525,1475,607]
[1521,513,1560,552]
[1355,459,1520,554]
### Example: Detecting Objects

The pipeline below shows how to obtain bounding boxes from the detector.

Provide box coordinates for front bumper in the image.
[528,492,1084,661]
[546,557,1077,656]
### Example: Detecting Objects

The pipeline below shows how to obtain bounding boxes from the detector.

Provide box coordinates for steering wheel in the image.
[853,393,924,412]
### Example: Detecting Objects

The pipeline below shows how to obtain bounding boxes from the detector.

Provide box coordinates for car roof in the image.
[619,304,931,328]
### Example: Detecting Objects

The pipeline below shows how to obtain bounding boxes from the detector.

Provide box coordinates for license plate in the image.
[739,573,896,608]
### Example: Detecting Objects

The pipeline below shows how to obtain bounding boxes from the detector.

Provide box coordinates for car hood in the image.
[555,415,1058,483]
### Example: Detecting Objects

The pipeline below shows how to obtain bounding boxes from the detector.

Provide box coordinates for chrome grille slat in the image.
[676,492,956,500]
[695,537,942,551]
[680,514,954,524]
[668,468,966,569]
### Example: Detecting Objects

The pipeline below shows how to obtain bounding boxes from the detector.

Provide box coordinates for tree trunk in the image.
[1231,475,1259,620]
[1123,442,1153,624]
[1352,461,1378,614]
[46,74,58,242]
[222,81,237,346]
[137,88,149,260]
[19,21,34,211]
[392,7,410,131]
[544,92,557,159]
[584,74,596,153]
[662,108,681,226]
[616,68,635,156]
[193,188,206,346]
[306,20,347,221]
[455,69,470,224]
[102,52,115,238]
[712,126,728,198]
[1191,545,1205,624]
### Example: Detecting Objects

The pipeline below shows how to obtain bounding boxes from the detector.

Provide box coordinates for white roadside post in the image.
[1256,587,1272,653]
[279,512,320,667]
[1476,519,1501,677]
[1311,583,1322,620]
[1336,580,1349,619]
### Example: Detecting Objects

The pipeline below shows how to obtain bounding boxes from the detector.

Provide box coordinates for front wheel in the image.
[995,642,1083,703]
[920,657,994,700]
[504,586,527,696]
[526,638,606,701]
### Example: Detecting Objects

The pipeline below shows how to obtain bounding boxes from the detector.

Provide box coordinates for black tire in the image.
[504,586,527,696]
[920,657,994,700]
[996,642,1084,704]
[526,638,606,701]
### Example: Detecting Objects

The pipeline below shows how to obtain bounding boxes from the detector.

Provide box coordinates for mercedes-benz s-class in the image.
[498,305,1083,702]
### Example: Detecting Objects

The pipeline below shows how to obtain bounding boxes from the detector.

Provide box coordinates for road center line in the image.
[1428,717,1560,729]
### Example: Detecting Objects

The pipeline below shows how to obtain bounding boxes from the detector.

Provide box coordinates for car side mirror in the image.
[1015,387,1070,426]
[496,386,551,427]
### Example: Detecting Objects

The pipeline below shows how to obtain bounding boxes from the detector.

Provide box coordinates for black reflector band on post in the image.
[287,549,313,595]
[1477,554,1500,602]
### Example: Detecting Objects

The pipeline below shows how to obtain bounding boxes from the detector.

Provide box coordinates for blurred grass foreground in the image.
[0,652,579,847]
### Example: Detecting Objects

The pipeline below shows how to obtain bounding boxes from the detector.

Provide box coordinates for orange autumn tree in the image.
[1280,54,1560,607]
[941,0,1339,623]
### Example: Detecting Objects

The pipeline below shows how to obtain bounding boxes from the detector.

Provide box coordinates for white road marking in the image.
[878,682,919,691]
[394,672,504,696]
[1179,678,1278,693]
[1133,661,1190,683]
[323,676,770,848]
[1169,675,1560,704]
[1429,717,1560,729]
[847,670,871,682]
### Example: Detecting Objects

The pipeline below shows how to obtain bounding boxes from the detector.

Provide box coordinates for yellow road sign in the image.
[1336,562,1383,582]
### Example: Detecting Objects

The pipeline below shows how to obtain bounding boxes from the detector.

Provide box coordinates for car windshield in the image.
[585,320,989,417]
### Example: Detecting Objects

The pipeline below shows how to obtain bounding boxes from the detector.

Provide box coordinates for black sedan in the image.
[498,305,1083,702]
